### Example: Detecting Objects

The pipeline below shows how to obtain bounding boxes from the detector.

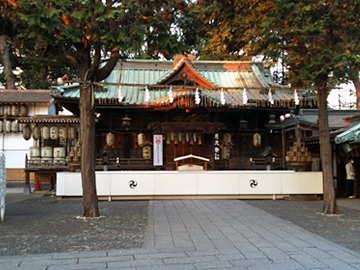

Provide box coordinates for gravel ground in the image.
[246,199,360,254]
[0,194,148,256]
[2,194,360,257]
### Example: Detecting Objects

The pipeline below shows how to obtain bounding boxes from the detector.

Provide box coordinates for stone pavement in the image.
[2,200,360,270]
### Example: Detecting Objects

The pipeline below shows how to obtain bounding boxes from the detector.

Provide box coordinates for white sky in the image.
[328,83,357,110]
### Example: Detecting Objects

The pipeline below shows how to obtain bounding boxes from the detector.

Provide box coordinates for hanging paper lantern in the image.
[198,135,203,146]
[11,120,19,132]
[142,145,152,159]
[11,105,19,116]
[223,133,232,144]
[174,133,179,145]
[253,133,261,147]
[41,126,50,139]
[137,133,146,147]
[3,105,11,116]
[59,126,68,140]
[0,105,3,116]
[32,126,41,140]
[19,105,28,116]
[179,133,183,142]
[68,127,76,140]
[190,133,194,145]
[23,126,31,140]
[18,123,24,132]
[106,132,115,147]
[166,133,171,144]
[0,120,2,132]
[221,146,230,160]
[4,120,10,133]
[50,126,59,140]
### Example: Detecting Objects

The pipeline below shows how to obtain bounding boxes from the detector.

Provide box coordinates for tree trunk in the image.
[316,76,338,215]
[79,83,99,217]
[0,35,16,89]
[352,75,360,109]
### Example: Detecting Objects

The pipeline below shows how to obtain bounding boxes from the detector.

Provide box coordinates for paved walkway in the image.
[2,199,360,269]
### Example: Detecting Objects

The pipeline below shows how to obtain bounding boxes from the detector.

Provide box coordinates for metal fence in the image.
[0,152,6,221]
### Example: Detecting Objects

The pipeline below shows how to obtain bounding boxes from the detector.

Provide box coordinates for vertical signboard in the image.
[214,133,220,160]
[153,135,163,166]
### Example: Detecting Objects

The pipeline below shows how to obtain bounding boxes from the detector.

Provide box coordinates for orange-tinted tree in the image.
[194,0,360,214]
[17,0,191,217]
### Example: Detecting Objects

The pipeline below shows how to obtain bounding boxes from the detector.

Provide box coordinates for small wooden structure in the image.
[18,115,80,190]
[174,154,210,171]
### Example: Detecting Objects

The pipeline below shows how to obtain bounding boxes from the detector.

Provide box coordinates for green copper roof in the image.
[52,58,310,107]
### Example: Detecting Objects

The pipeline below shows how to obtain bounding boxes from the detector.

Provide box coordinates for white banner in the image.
[153,135,163,166]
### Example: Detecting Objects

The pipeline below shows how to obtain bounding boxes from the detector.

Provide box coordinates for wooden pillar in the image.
[23,154,31,194]
[282,128,286,169]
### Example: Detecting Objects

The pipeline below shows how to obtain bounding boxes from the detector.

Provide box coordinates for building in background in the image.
[0,90,54,186]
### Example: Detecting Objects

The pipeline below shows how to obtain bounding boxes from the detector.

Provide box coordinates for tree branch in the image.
[88,41,101,80]
[94,48,120,82]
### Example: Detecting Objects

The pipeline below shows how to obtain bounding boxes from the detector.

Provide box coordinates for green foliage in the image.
[16,0,193,81]
[193,0,360,88]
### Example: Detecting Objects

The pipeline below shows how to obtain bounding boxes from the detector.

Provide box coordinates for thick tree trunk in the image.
[0,35,16,89]
[316,76,338,215]
[79,83,99,217]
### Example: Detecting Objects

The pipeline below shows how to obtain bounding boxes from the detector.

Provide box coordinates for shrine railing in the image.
[95,158,154,170]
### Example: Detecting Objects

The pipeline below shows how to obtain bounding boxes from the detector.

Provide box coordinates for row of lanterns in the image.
[221,133,261,160]
[0,104,28,117]
[0,120,25,133]
[220,133,234,160]
[104,131,261,161]
[137,133,152,159]
[23,126,77,141]
[165,132,203,145]
[105,132,152,160]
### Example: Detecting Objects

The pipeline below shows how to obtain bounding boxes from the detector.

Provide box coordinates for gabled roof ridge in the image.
[155,57,218,87]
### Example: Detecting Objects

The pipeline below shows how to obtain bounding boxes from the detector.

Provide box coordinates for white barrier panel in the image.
[56,171,323,197]
[0,152,6,221]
